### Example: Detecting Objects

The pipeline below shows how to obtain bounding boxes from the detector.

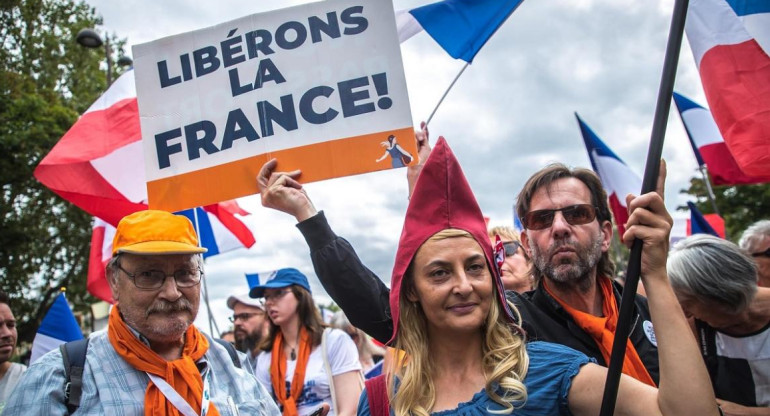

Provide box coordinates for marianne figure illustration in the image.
[375,135,413,168]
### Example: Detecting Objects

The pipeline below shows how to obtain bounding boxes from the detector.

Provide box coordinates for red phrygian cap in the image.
[387,137,516,345]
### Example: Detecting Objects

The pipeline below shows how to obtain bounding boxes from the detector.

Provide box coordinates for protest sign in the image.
[133,0,414,212]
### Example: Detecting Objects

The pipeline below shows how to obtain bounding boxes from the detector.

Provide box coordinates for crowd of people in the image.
[0,125,768,415]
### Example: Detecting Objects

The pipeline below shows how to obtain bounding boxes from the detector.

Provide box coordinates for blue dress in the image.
[387,146,405,168]
[357,342,592,416]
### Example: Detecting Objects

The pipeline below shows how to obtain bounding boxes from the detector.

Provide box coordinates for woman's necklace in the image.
[285,327,301,360]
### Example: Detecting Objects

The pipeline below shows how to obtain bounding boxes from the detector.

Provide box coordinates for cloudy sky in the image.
[83,0,709,335]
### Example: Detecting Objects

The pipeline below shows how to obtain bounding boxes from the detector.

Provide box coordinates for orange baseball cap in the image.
[112,210,208,256]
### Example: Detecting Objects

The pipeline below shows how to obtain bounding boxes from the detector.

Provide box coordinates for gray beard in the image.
[531,232,603,293]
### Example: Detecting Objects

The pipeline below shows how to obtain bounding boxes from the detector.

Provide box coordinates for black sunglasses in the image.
[751,248,770,258]
[522,204,598,230]
[502,241,521,257]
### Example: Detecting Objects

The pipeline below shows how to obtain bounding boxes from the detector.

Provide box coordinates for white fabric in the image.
[0,362,27,412]
[395,10,423,43]
[84,70,137,113]
[680,105,723,147]
[30,333,65,364]
[255,328,361,416]
[591,151,642,205]
[90,140,147,203]
[685,0,752,67]
[741,13,770,56]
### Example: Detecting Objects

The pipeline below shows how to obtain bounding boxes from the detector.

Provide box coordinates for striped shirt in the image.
[0,328,280,416]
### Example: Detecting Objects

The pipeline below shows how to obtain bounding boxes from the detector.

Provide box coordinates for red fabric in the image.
[699,40,770,177]
[388,138,514,345]
[202,203,255,247]
[608,193,630,237]
[365,375,390,416]
[686,214,726,238]
[87,222,113,303]
[698,142,770,185]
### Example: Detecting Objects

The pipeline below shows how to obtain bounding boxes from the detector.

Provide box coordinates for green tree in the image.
[0,0,128,346]
[679,176,770,241]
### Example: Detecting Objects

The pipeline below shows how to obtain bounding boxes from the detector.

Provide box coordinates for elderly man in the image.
[668,234,770,414]
[0,291,25,413]
[226,293,268,365]
[739,220,770,288]
[256,153,669,385]
[2,210,279,416]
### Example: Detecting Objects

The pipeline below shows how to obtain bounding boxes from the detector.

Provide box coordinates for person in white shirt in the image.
[251,268,362,416]
[0,290,26,413]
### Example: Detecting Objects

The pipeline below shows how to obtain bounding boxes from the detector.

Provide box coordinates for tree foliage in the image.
[0,0,128,345]
[679,176,770,242]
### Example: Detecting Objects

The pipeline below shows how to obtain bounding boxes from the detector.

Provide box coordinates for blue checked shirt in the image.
[1,328,280,416]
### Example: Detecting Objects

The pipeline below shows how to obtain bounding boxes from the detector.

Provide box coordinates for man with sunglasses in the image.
[739,220,770,288]
[227,293,269,366]
[3,210,279,416]
[257,138,671,385]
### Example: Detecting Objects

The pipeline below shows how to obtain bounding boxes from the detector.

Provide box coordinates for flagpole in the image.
[599,0,689,414]
[425,62,469,126]
[698,165,721,215]
[192,208,220,336]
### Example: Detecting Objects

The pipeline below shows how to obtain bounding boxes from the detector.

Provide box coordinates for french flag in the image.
[35,69,256,303]
[576,114,641,237]
[673,92,770,185]
[30,292,84,363]
[670,204,725,245]
[396,0,525,62]
[684,0,770,177]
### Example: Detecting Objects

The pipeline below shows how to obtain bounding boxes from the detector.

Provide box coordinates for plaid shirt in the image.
[1,328,279,416]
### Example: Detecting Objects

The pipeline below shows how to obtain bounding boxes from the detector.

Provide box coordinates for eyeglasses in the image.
[751,248,770,258]
[117,263,202,290]
[522,204,598,230]
[502,241,521,257]
[229,312,263,323]
[263,288,292,303]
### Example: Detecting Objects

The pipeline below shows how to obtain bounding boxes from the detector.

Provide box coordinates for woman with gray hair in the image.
[739,219,770,288]
[668,234,770,414]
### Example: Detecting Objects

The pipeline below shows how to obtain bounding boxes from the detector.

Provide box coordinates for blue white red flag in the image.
[673,92,770,185]
[684,0,770,177]
[396,0,525,62]
[687,202,720,237]
[576,114,642,237]
[30,292,84,363]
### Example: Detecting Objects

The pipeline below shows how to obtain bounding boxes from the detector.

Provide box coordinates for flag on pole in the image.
[34,71,146,226]
[673,92,770,185]
[30,292,84,363]
[684,0,770,177]
[687,201,721,237]
[576,114,642,237]
[396,0,526,62]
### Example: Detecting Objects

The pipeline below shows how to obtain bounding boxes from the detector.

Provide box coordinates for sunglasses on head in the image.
[522,204,598,230]
[502,241,521,257]
[751,248,770,258]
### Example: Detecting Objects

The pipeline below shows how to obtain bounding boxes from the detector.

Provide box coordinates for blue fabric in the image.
[726,0,770,16]
[387,147,405,168]
[357,341,592,416]
[688,202,720,237]
[249,267,311,297]
[36,293,83,341]
[409,0,525,63]
[575,113,624,174]
[177,207,220,258]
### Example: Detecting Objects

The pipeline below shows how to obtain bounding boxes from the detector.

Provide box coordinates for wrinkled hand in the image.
[407,121,437,198]
[257,158,317,222]
[716,398,768,416]
[622,160,673,280]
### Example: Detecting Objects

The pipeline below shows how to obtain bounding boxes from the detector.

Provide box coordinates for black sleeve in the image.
[296,211,394,344]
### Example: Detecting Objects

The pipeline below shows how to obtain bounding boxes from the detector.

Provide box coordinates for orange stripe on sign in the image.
[148,127,416,212]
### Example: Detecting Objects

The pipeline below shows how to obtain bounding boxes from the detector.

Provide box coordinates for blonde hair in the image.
[390,230,529,416]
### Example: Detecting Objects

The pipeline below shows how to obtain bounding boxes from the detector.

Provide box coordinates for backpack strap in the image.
[365,374,390,416]
[695,319,719,387]
[213,338,241,369]
[60,338,90,415]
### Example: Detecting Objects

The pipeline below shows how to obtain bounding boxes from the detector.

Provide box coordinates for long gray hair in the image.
[667,234,757,313]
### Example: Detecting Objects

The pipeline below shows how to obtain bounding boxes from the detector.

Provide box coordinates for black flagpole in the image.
[598,0,690,414]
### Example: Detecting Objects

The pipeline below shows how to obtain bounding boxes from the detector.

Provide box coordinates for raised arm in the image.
[257,159,393,343]
[569,161,719,416]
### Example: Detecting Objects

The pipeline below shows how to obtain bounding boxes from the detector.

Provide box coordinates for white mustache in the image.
[146,299,192,317]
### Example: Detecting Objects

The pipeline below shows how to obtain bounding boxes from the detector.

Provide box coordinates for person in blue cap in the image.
[250,268,362,416]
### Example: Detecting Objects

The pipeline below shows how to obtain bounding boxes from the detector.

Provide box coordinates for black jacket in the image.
[297,211,659,383]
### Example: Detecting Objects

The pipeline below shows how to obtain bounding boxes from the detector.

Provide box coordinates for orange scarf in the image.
[544,276,656,387]
[270,327,312,416]
[108,306,220,416]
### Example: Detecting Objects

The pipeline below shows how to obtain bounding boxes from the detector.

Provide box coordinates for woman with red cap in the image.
[356,139,719,416]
